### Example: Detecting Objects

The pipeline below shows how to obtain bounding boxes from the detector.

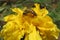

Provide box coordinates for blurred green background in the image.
[0,0,60,28]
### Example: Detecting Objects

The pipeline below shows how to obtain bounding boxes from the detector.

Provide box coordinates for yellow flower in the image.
[32,3,48,17]
[0,3,60,40]
[24,24,42,40]
[4,14,16,22]
[11,8,23,15]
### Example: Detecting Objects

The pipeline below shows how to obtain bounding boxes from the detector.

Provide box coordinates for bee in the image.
[23,9,37,17]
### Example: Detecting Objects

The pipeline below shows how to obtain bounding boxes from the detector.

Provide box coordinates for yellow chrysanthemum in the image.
[0,3,60,40]
[32,3,48,17]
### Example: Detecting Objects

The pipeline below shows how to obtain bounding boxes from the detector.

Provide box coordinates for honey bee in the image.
[23,9,37,17]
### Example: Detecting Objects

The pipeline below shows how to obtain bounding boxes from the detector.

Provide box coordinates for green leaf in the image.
[0,7,5,12]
